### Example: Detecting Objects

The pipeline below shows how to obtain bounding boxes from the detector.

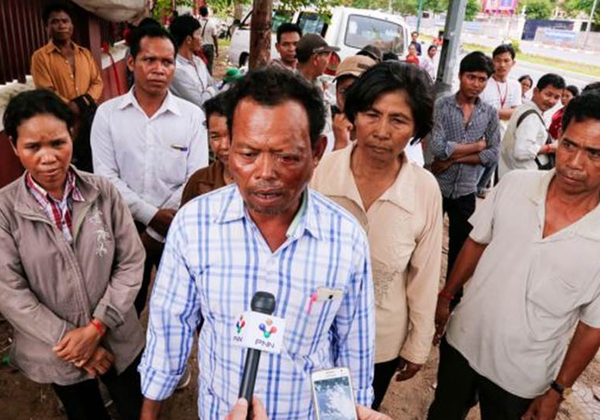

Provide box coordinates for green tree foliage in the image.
[565,0,600,22]
[465,0,481,21]
[521,0,554,20]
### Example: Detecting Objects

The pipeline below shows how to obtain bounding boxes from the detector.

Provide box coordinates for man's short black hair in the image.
[536,73,566,91]
[565,85,579,97]
[169,14,201,48]
[42,1,72,24]
[276,23,302,44]
[492,44,516,60]
[412,31,419,36]
[382,52,399,61]
[200,6,209,17]
[427,45,438,53]
[459,51,494,77]
[562,91,600,133]
[224,68,325,148]
[129,24,177,60]
[4,89,74,145]
[583,81,600,93]
[344,61,434,141]
[203,91,230,129]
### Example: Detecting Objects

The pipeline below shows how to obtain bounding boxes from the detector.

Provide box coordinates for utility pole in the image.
[435,0,468,98]
[583,0,598,49]
[417,0,425,33]
[249,0,273,69]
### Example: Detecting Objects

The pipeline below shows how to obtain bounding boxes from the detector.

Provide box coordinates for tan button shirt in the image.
[311,144,443,364]
[31,40,104,103]
[447,170,600,398]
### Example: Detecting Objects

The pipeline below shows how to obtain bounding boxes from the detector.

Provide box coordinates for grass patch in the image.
[463,42,600,78]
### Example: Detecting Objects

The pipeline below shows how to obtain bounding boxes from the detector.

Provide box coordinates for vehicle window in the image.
[345,15,406,55]
[272,10,294,33]
[297,12,329,37]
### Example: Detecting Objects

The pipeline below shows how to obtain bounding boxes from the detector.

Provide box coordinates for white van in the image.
[228,7,410,67]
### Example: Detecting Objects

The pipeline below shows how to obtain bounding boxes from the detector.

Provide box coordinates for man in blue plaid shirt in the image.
[139,68,375,419]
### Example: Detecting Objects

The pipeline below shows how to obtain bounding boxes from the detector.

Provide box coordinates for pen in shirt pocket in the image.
[171,144,188,152]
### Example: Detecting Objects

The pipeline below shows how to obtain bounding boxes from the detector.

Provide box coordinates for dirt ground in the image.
[0,45,598,420]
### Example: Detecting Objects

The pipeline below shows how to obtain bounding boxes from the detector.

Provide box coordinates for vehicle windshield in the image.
[345,15,406,55]
[297,12,329,37]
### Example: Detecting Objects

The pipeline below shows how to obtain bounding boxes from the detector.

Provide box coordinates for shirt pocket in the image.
[159,143,189,185]
[284,292,342,357]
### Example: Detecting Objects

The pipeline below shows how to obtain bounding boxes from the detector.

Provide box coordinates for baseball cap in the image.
[296,33,340,63]
[357,45,383,63]
[334,55,376,81]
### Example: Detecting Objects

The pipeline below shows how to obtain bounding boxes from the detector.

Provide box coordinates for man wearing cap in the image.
[296,34,340,86]
[296,34,340,152]
[331,55,376,150]
[357,45,383,64]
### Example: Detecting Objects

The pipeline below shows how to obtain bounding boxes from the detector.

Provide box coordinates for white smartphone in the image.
[311,367,358,420]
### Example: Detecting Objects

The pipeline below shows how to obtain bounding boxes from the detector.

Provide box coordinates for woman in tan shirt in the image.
[311,61,443,409]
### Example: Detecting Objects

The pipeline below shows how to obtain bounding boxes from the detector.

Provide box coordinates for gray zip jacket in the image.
[0,169,145,385]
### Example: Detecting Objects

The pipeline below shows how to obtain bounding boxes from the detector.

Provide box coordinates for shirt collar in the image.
[315,143,415,214]
[45,40,82,54]
[118,88,182,117]
[216,185,322,239]
[25,169,84,204]
[527,170,600,240]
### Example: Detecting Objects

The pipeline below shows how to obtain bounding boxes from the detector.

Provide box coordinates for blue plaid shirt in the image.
[430,93,500,199]
[139,184,375,419]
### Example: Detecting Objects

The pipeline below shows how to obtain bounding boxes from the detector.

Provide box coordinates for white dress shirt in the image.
[170,54,218,107]
[91,88,208,240]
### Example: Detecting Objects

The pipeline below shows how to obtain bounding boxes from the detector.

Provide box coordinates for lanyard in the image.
[494,79,508,109]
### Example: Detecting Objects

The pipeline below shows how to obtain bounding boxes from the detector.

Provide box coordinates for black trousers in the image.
[134,245,164,315]
[52,354,142,420]
[371,357,400,410]
[202,44,215,74]
[442,193,476,308]
[428,340,532,420]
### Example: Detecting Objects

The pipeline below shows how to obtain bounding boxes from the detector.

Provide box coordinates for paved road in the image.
[460,33,600,68]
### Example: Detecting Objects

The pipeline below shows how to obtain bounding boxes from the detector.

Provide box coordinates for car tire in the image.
[239,52,249,68]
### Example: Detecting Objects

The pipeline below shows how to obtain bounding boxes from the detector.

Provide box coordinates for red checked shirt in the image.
[26,170,85,244]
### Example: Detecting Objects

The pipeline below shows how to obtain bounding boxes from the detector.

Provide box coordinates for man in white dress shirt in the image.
[91,25,208,314]
[169,14,217,107]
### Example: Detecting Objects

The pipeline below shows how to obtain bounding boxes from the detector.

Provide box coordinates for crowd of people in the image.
[2,2,600,420]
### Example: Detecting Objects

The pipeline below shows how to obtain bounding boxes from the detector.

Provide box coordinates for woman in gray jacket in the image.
[0,89,145,420]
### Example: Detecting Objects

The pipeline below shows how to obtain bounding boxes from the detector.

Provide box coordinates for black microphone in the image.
[238,291,276,419]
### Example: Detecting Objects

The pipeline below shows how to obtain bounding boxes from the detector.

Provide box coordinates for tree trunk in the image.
[249,0,272,70]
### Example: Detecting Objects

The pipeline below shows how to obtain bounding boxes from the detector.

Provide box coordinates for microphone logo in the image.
[259,319,278,339]
[236,316,246,334]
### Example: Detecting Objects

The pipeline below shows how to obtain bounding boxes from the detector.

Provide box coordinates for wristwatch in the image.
[550,380,573,399]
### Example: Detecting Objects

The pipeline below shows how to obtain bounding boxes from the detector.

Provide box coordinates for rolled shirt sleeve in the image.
[139,212,201,400]
[331,229,375,406]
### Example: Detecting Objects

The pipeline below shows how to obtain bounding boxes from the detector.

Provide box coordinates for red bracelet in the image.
[438,290,454,301]
[90,319,105,337]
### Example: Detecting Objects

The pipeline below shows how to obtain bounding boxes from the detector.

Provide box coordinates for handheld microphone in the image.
[238,291,276,419]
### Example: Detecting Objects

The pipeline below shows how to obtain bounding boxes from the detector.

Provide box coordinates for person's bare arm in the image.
[140,398,162,420]
[498,107,517,121]
[434,238,487,344]
[522,321,600,420]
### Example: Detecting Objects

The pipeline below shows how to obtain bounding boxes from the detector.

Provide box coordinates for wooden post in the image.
[249,0,273,70]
